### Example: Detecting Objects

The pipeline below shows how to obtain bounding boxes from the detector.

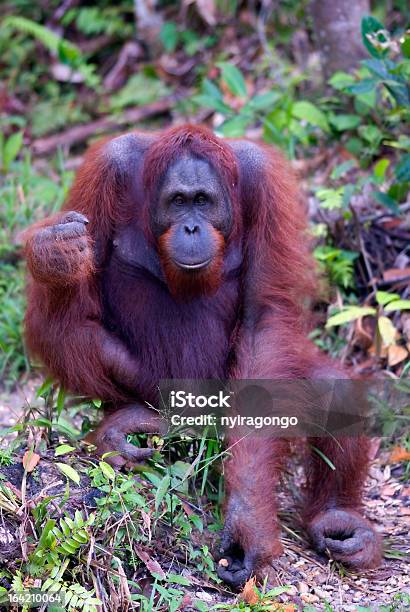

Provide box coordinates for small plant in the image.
[326,290,410,367]
[29,510,95,574]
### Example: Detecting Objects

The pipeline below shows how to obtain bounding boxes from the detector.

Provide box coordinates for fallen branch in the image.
[31,97,175,156]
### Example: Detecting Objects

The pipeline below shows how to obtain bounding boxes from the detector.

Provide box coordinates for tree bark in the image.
[309,0,370,80]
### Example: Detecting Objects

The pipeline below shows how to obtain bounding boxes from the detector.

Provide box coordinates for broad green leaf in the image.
[316,187,344,210]
[373,191,400,213]
[395,154,410,182]
[402,35,410,59]
[99,460,116,481]
[167,573,191,585]
[361,16,388,58]
[362,58,390,79]
[247,91,280,110]
[326,306,376,328]
[266,586,292,597]
[56,386,66,418]
[217,62,247,97]
[376,291,400,306]
[347,78,378,95]
[374,158,390,180]
[329,113,361,131]
[56,462,80,485]
[328,71,355,90]
[55,444,75,457]
[330,160,357,180]
[292,101,329,132]
[219,115,249,137]
[3,132,23,169]
[192,93,231,114]
[202,78,223,100]
[37,519,57,548]
[358,124,383,145]
[385,300,410,312]
[155,473,171,510]
[36,377,54,398]
[378,316,396,346]
[160,22,179,52]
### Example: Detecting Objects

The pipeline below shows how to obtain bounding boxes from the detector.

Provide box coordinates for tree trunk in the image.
[309,0,370,80]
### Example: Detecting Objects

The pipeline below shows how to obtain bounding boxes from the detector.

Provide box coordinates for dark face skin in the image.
[151,156,233,270]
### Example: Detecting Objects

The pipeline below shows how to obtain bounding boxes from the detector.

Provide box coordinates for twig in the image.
[31,97,176,156]
[350,204,378,293]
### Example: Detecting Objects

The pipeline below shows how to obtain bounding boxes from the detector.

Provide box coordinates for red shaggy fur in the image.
[158,225,225,299]
[23,124,379,578]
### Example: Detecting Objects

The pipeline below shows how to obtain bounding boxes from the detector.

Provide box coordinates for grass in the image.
[0,153,73,384]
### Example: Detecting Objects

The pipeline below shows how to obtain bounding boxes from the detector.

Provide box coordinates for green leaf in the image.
[56,463,80,485]
[361,16,388,58]
[346,78,378,95]
[56,386,66,418]
[401,35,410,59]
[316,187,344,210]
[373,158,390,181]
[395,154,410,182]
[373,191,400,213]
[328,71,355,90]
[99,460,116,481]
[192,94,231,114]
[329,113,361,131]
[362,58,390,79]
[385,300,410,312]
[37,519,57,548]
[58,541,78,555]
[292,101,329,132]
[36,377,54,398]
[167,574,192,585]
[326,306,376,328]
[160,22,179,53]
[247,91,280,110]
[330,160,357,180]
[155,473,171,510]
[60,518,71,536]
[219,115,249,137]
[358,124,383,145]
[376,291,400,306]
[265,586,292,597]
[202,78,223,100]
[217,62,247,97]
[55,444,75,457]
[378,316,396,346]
[3,132,23,170]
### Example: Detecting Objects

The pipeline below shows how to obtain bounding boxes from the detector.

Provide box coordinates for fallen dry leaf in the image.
[389,446,410,463]
[240,576,259,605]
[383,267,410,282]
[22,451,40,473]
[381,484,398,497]
[301,593,319,604]
[387,344,408,367]
[195,0,216,26]
[135,546,166,579]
